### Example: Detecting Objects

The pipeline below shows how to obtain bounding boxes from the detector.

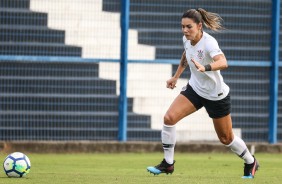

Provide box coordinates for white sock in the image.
[226,135,254,164]
[162,124,176,164]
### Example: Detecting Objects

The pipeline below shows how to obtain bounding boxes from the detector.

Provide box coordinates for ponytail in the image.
[182,8,224,31]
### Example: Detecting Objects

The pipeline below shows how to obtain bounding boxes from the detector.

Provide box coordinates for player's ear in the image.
[198,22,203,30]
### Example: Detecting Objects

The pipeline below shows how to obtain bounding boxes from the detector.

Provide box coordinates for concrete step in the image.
[0,77,116,95]
[0,112,152,129]
[0,109,160,141]
[233,121,268,131]
[0,94,134,112]
[129,13,270,31]
[0,42,82,56]
[232,115,268,129]
[138,29,270,47]
[0,9,47,26]
[103,0,271,16]
[230,89,269,96]
[156,46,270,61]
[232,105,269,114]
[0,0,30,9]
[240,128,271,142]
[173,65,271,79]
[0,61,99,78]
[278,117,282,128]
[0,128,161,141]
[0,26,65,43]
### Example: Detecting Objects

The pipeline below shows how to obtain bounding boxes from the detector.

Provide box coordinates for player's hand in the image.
[166,77,178,89]
[191,59,205,72]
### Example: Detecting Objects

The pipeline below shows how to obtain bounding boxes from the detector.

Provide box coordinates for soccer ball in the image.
[3,152,31,178]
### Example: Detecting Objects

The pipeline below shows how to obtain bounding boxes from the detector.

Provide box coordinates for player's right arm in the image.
[166,51,188,89]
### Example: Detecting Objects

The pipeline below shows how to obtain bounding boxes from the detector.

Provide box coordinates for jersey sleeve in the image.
[206,37,223,58]
[182,36,187,49]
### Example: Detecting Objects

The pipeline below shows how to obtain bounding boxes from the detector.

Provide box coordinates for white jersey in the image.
[183,32,229,101]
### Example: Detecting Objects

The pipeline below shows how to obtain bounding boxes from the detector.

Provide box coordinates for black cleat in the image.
[147,159,175,175]
[242,156,259,179]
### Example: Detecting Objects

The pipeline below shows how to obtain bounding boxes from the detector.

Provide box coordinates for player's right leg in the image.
[147,159,175,175]
[147,92,198,175]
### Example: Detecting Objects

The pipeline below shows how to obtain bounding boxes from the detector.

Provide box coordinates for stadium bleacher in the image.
[0,1,82,56]
[102,0,280,142]
[0,0,281,142]
[103,0,272,61]
[0,0,160,141]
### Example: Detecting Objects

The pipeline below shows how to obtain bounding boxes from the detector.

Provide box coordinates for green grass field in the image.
[0,152,281,184]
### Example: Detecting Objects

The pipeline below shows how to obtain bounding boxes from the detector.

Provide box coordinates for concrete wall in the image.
[1,142,281,154]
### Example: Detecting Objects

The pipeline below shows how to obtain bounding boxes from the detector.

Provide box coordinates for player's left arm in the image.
[210,54,228,71]
[191,54,227,72]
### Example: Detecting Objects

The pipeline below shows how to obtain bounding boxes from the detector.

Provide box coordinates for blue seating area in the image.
[102,0,281,142]
[0,62,160,141]
[0,0,160,141]
[1,0,282,142]
[103,0,272,61]
[0,1,81,56]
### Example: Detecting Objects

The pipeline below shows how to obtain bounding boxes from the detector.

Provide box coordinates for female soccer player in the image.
[147,8,259,178]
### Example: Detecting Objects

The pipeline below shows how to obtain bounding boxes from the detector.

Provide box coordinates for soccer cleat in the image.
[242,156,259,179]
[147,159,175,175]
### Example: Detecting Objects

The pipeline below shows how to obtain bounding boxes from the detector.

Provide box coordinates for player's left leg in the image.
[213,114,259,178]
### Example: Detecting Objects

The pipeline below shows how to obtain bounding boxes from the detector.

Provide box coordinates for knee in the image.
[218,135,233,145]
[163,113,176,126]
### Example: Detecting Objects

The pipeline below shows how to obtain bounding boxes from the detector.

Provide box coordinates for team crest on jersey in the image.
[197,50,204,59]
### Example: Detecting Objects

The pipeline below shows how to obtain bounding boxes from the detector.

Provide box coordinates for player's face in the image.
[181,18,202,42]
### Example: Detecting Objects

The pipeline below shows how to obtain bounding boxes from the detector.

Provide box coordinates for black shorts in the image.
[180,84,231,119]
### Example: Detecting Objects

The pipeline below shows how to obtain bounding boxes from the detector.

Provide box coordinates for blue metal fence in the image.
[0,0,280,143]
[269,0,280,143]
[118,0,130,141]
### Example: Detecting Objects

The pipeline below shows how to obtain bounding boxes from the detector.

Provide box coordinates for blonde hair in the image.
[182,8,224,31]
